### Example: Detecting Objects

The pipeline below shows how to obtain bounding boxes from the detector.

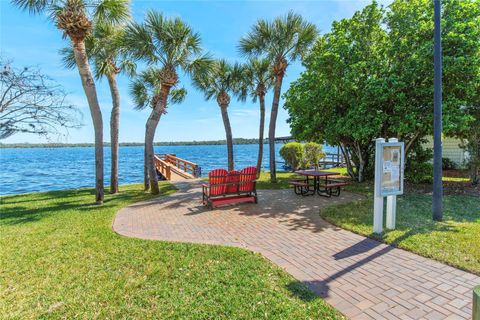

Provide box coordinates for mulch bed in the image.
[406,170,479,196]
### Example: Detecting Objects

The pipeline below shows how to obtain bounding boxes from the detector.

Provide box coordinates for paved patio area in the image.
[113,180,479,320]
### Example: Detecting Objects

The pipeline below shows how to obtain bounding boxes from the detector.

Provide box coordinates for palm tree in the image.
[239,11,317,182]
[129,68,186,190]
[60,22,135,194]
[238,58,273,177]
[124,11,211,194]
[13,0,130,203]
[193,60,243,171]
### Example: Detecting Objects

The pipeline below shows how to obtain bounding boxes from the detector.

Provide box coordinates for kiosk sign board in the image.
[379,143,404,196]
[373,138,404,233]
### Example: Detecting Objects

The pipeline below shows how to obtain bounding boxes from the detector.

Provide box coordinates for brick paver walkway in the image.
[113,180,479,320]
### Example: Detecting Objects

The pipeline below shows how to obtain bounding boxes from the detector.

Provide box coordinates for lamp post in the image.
[433,0,443,221]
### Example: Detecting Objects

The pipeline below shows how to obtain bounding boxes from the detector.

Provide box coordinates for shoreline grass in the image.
[0,183,343,319]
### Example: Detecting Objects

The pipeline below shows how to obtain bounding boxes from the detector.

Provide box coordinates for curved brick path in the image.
[114,180,479,320]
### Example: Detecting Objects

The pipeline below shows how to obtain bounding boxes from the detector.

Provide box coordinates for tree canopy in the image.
[284,0,480,181]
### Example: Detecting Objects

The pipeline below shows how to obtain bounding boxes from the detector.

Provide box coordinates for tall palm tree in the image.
[61,22,135,194]
[129,68,186,190]
[124,11,211,194]
[13,0,130,203]
[239,11,317,182]
[193,60,243,171]
[238,58,273,177]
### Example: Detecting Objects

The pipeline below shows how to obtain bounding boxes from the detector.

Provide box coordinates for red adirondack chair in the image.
[239,166,256,193]
[202,169,228,201]
[226,170,240,194]
[202,167,258,209]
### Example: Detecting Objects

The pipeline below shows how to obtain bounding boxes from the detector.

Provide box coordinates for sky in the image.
[0,0,392,144]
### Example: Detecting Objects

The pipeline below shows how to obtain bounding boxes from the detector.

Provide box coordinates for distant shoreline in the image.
[0,138,284,149]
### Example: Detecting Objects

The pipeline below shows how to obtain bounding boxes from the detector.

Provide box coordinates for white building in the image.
[423,137,469,168]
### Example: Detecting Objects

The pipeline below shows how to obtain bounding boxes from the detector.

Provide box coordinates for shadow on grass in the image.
[285,281,319,302]
[0,184,176,226]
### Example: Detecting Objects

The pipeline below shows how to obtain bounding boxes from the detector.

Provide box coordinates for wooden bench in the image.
[202,167,258,209]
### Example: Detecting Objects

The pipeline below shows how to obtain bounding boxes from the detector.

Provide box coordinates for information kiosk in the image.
[373,138,404,233]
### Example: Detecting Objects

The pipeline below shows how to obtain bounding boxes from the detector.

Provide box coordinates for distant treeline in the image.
[0,138,280,149]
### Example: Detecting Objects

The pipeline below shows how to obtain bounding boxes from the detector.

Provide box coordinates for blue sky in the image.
[1,0,391,143]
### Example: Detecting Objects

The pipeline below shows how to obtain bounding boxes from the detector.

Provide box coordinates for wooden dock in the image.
[154,154,200,181]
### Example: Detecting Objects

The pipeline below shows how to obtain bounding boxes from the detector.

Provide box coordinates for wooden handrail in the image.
[154,153,200,179]
[153,155,171,180]
[165,154,199,177]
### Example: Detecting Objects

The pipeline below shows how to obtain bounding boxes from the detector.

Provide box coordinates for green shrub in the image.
[442,157,457,170]
[406,162,433,184]
[279,142,304,170]
[303,142,326,169]
[405,142,433,184]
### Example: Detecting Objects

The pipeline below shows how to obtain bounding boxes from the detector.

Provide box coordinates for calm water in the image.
[0,144,337,195]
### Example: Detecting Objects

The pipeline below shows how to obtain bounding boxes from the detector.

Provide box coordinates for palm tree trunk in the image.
[72,40,104,204]
[256,93,266,178]
[144,147,149,190]
[220,104,234,171]
[145,86,170,194]
[269,75,284,183]
[107,73,120,194]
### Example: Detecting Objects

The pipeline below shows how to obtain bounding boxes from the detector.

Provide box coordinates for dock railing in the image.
[154,155,171,180]
[165,154,200,178]
[154,154,200,179]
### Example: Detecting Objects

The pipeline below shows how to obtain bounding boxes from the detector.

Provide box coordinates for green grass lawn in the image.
[0,184,343,319]
[319,194,480,275]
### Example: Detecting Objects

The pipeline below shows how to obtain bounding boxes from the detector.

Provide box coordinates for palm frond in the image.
[129,67,161,110]
[169,87,187,105]
[59,46,77,70]
[129,78,149,110]
[183,53,213,79]
[11,0,52,14]
[124,22,156,63]
[93,0,130,26]
[239,11,318,63]
[119,59,136,77]
[192,58,245,102]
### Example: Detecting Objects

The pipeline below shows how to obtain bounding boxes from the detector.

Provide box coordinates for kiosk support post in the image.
[386,196,396,229]
[373,138,385,234]
[386,138,398,229]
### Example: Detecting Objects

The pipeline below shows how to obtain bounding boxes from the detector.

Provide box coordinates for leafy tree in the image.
[13,0,130,203]
[440,0,479,184]
[279,142,304,170]
[0,59,80,139]
[303,142,325,170]
[239,11,317,183]
[238,58,273,177]
[124,11,211,194]
[284,3,387,181]
[193,60,242,171]
[61,22,135,194]
[284,0,478,182]
[385,0,474,148]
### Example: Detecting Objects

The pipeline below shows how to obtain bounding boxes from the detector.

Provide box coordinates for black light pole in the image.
[433,0,443,221]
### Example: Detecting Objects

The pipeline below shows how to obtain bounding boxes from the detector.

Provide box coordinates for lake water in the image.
[0,144,337,195]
